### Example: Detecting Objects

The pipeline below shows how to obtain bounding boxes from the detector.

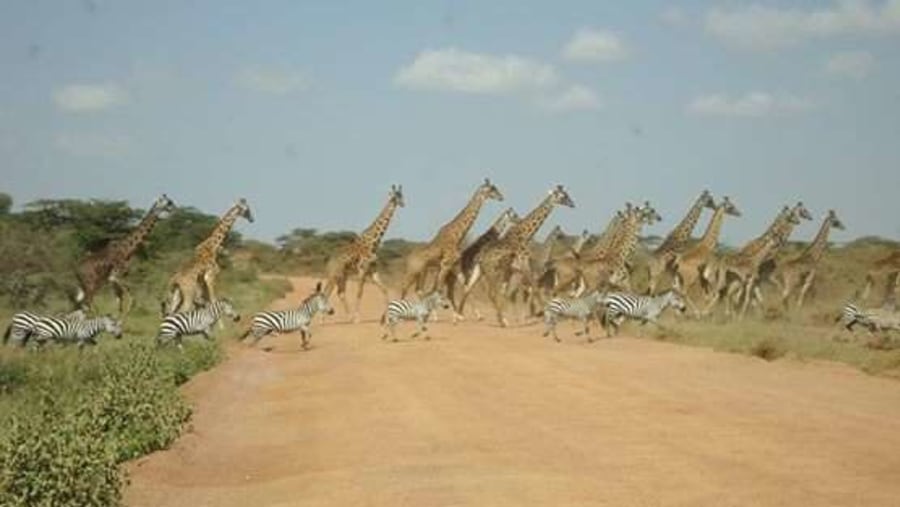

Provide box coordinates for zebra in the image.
[542,290,606,343]
[381,291,452,341]
[240,282,334,349]
[600,289,687,337]
[3,309,87,347]
[836,302,900,334]
[156,299,240,350]
[31,314,122,348]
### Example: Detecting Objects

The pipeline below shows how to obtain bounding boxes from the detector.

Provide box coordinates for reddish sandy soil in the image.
[125,277,900,507]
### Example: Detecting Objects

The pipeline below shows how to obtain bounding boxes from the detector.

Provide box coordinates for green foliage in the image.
[144,206,242,258]
[20,199,140,253]
[1,389,123,507]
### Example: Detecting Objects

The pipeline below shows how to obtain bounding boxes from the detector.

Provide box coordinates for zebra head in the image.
[100,315,124,339]
[423,291,452,310]
[309,282,335,316]
[214,299,241,322]
[661,290,687,314]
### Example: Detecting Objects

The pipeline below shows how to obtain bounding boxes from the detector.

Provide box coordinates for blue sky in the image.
[1,0,899,244]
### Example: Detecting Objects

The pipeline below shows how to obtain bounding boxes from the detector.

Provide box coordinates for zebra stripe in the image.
[381,291,451,341]
[601,290,686,337]
[542,290,605,342]
[242,289,333,349]
[837,302,900,333]
[32,314,121,348]
[157,299,239,349]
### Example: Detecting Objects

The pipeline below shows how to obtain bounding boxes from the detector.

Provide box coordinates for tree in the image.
[0,192,12,215]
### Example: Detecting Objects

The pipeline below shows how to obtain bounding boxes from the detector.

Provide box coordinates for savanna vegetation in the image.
[0,193,289,506]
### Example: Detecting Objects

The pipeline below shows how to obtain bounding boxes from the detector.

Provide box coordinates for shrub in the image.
[0,390,123,507]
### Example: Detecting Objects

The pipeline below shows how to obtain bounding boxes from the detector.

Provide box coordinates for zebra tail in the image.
[2,324,11,345]
[237,327,251,341]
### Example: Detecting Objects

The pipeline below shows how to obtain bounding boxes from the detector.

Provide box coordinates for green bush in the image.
[0,390,123,507]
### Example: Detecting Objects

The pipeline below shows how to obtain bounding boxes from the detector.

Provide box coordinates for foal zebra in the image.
[156,299,240,350]
[601,290,686,337]
[542,290,606,342]
[381,291,451,341]
[240,282,334,349]
[4,309,86,347]
[32,314,122,348]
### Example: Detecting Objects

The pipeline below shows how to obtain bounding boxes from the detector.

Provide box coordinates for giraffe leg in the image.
[796,270,815,309]
[779,271,796,310]
[202,265,220,303]
[457,264,482,320]
[110,278,132,318]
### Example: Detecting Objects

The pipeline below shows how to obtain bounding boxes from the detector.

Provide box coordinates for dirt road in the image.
[126,277,900,506]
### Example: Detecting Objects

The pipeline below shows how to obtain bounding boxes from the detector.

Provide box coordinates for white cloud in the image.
[236,67,309,94]
[55,132,133,158]
[394,48,559,95]
[52,83,129,112]
[825,50,875,78]
[562,28,630,62]
[538,85,602,113]
[705,0,900,51]
[687,92,815,117]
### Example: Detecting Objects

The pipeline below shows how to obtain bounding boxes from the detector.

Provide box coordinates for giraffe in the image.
[744,201,814,308]
[667,197,742,316]
[73,194,176,316]
[703,205,806,318]
[861,249,900,305]
[162,198,254,316]
[462,185,575,327]
[538,205,630,297]
[775,210,845,309]
[644,190,717,294]
[447,207,519,321]
[576,202,662,294]
[511,224,565,315]
[568,229,591,258]
[400,179,503,298]
[323,185,405,323]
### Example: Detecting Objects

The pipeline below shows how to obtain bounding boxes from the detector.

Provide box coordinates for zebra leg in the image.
[300,325,310,349]
[582,317,593,343]
[412,316,424,338]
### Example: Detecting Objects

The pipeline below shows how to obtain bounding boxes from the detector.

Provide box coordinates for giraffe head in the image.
[153,194,177,215]
[549,185,575,208]
[236,198,255,223]
[637,201,662,225]
[719,196,742,217]
[785,207,802,225]
[792,201,813,221]
[826,209,846,231]
[547,225,565,240]
[389,185,405,208]
[698,189,717,211]
[478,178,504,202]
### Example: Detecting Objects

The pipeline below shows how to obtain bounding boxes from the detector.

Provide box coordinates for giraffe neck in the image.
[742,211,787,255]
[657,196,707,252]
[114,203,166,263]
[358,199,399,254]
[584,214,623,257]
[504,195,556,247]
[571,233,588,255]
[434,190,489,245]
[610,215,643,266]
[538,230,561,265]
[695,206,727,253]
[197,204,243,257]
[802,218,834,262]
